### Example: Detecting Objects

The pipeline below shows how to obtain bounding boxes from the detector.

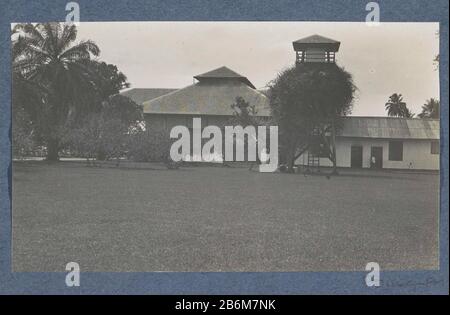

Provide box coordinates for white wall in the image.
[296,137,440,170]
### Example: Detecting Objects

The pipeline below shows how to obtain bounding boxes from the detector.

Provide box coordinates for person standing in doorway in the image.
[371,155,376,168]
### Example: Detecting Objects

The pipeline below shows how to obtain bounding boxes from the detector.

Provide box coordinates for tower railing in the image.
[295,51,336,64]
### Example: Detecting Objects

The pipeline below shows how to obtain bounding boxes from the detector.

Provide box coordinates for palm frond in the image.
[57,24,78,54]
[37,23,59,57]
[59,40,100,61]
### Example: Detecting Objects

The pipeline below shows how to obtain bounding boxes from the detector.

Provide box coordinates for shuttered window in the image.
[388,141,403,161]
[431,141,440,155]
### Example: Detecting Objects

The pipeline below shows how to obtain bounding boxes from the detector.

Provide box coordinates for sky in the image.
[76,22,440,117]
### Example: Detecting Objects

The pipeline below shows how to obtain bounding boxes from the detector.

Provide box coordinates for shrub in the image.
[12,127,35,159]
[12,106,36,159]
[64,114,129,164]
[127,130,172,163]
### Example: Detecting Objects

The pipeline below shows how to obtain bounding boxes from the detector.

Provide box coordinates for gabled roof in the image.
[142,79,270,116]
[338,117,440,140]
[194,66,256,89]
[293,34,341,52]
[121,88,177,105]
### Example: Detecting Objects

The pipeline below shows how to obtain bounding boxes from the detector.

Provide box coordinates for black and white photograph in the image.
[11,20,441,277]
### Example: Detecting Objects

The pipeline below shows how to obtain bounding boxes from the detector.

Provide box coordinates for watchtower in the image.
[293,34,340,65]
[292,35,341,173]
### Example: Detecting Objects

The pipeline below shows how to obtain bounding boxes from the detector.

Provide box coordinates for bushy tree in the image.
[268,63,356,172]
[93,62,130,100]
[64,94,143,163]
[65,115,129,166]
[101,94,143,127]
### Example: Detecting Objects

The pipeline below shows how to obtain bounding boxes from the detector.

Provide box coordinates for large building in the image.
[121,35,440,171]
[133,66,270,132]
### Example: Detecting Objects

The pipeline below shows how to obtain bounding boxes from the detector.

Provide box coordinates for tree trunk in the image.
[286,136,297,173]
[46,138,60,161]
[331,119,338,175]
[287,155,295,172]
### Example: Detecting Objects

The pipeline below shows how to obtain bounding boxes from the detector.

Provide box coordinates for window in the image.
[388,141,403,161]
[431,141,440,155]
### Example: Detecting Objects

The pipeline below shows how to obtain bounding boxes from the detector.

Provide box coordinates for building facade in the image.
[121,35,440,171]
[295,117,440,170]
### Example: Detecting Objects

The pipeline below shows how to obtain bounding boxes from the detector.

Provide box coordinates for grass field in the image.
[12,161,440,272]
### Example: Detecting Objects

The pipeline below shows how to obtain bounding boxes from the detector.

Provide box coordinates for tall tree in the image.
[11,23,126,161]
[418,98,440,119]
[384,93,414,118]
[268,63,356,172]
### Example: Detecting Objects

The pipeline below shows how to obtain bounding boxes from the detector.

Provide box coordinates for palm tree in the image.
[403,106,415,118]
[12,23,102,160]
[385,93,407,117]
[418,98,440,119]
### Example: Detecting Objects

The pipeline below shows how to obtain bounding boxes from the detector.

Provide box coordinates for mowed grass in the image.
[12,162,439,272]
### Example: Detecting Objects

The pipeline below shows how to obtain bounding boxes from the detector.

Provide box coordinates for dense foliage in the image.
[268,63,356,170]
[63,94,144,162]
[127,130,172,163]
[12,23,132,160]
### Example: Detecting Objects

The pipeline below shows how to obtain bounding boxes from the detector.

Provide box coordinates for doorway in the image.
[350,145,363,168]
[370,146,383,169]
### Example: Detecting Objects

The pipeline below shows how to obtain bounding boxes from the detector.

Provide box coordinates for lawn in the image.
[12,161,440,272]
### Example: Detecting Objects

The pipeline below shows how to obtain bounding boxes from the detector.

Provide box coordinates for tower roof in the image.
[293,34,341,52]
[194,66,256,89]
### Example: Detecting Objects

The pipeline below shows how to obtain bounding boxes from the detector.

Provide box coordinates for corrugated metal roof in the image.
[338,117,440,140]
[125,88,438,141]
[121,88,177,105]
[142,80,270,116]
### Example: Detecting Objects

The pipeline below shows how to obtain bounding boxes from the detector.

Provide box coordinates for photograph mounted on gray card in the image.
[11,21,440,273]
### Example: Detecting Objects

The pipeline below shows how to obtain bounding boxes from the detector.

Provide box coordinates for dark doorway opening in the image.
[350,145,363,168]
[370,146,383,169]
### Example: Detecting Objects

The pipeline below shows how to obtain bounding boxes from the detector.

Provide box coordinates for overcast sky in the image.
[77,22,439,117]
